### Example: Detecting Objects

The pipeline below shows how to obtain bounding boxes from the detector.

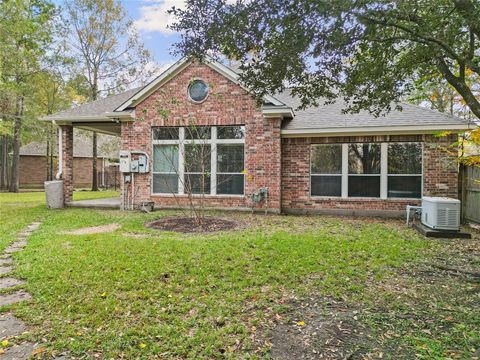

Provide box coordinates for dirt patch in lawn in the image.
[145,216,240,233]
[63,223,120,235]
[269,298,382,360]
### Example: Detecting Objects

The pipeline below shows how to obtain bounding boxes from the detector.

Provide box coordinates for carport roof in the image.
[42,88,140,121]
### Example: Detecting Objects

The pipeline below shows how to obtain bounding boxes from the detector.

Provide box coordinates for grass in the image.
[0,190,118,252]
[0,192,478,359]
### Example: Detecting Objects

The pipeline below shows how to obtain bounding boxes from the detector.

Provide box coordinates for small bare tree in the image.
[153,124,214,227]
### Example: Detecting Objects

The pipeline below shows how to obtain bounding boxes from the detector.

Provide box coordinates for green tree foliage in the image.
[170,0,480,119]
[64,0,153,191]
[0,0,58,191]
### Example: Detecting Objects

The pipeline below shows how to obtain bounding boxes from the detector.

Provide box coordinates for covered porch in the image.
[55,120,123,204]
[40,89,137,205]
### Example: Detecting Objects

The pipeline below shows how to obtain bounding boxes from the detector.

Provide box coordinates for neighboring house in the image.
[19,131,118,188]
[42,57,476,216]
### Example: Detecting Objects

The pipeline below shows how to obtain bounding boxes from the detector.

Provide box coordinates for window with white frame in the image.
[310,142,422,199]
[387,143,422,198]
[310,144,342,197]
[348,143,381,198]
[152,125,245,195]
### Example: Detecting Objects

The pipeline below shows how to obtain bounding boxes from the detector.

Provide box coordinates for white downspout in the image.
[102,157,105,187]
[55,123,63,180]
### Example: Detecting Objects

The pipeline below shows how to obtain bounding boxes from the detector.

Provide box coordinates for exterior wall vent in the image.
[421,197,460,231]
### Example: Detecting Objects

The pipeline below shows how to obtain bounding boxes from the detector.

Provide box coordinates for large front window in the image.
[310,142,422,199]
[152,126,245,195]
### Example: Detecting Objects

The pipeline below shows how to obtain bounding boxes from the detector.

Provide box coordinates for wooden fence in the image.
[460,164,480,224]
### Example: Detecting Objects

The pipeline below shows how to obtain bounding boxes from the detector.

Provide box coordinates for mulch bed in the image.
[145,216,240,233]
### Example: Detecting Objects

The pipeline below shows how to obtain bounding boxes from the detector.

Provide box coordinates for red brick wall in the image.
[281,134,458,215]
[121,60,282,211]
[423,134,458,197]
[19,156,103,188]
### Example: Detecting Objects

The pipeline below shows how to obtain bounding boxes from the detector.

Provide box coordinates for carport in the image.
[41,88,138,204]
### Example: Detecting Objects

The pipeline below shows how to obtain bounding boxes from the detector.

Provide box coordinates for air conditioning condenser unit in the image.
[421,197,460,231]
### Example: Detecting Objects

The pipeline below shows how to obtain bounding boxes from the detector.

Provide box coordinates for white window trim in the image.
[310,144,343,198]
[386,142,424,200]
[151,144,180,194]
[310,142,423,200]
[152,126,245,196]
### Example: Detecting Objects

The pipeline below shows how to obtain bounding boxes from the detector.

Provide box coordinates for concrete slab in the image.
[0,291,32,306]
[413,223,472,239]
[0,313,28,339]
[0,342,36,360]
[0,278,25,290]
[0,267,13,276]
[0,258,12,267]
[67,197,120,210]
[5,241,27,251]
[4,246,23,254]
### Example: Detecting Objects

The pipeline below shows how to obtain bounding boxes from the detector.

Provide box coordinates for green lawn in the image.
[0,190,118,253]
[0,192,478,359]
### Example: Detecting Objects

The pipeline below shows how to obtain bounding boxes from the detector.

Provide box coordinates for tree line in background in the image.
[0,0,152,192]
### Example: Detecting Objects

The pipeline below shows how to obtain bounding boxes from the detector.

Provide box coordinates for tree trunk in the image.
[9,95,23,193]
[92,131,98,191]
[3,135,10,190]
[0,136,4,190]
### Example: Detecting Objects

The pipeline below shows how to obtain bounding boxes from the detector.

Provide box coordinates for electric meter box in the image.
[138,155,149,173]
[119,151,131,173]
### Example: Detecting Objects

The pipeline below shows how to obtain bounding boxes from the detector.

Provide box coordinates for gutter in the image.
[281,123,476,137]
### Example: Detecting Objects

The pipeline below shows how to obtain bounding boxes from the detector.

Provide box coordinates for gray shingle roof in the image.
[43,88,140,120]
[276,90,471,131]
[20,131,118,158]
[42,64,473,132]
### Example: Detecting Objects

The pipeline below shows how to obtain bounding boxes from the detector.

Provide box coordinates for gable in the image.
[115,56,291,116]
[133,60,264,127]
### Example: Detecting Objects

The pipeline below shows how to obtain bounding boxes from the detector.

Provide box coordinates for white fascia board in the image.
[42,115,134,124]
[105,111,134,120]
[281,123,475,137]
[262,107,295,118]
[115,57,193,112]
[41,115,109,123]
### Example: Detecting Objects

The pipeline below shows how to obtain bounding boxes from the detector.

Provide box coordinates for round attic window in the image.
[188,80,209,103]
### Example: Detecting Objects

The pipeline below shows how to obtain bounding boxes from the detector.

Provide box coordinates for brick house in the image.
[19,131,117,189]
[42,57,474,216]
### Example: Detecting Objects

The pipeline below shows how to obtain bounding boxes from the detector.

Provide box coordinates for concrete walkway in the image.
[0,222,67,359]
[67,197,120,209]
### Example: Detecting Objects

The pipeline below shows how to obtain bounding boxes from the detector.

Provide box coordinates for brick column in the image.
[245,116,282,213]
[60,125,74,203]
